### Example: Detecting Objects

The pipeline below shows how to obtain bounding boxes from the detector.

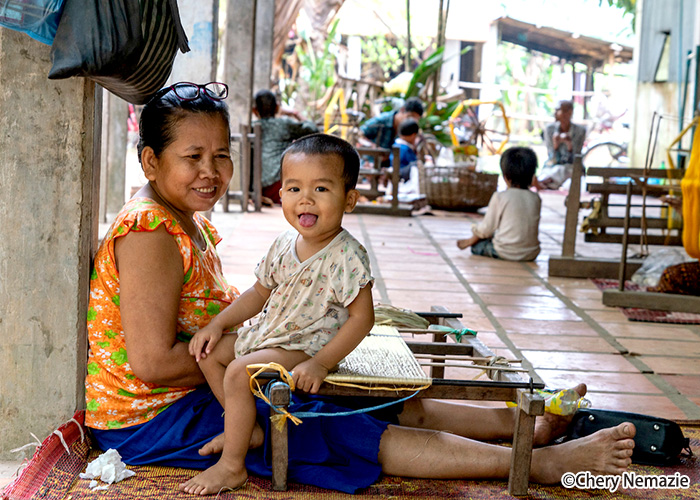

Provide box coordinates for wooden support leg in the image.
[269,382,291,491]
[508,389,544,496]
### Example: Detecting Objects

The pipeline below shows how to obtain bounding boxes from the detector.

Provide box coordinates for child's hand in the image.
[189,323,224,362]
[291,359,329,394]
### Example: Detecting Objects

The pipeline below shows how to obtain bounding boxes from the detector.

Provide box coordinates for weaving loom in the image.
[266,307,546,497]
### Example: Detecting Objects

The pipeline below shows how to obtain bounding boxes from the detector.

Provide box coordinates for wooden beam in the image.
[602,290,700,314]
[548,256,642,279]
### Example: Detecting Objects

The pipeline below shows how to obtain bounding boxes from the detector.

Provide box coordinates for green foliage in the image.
[296,19,340,118]
[361,35,432,81]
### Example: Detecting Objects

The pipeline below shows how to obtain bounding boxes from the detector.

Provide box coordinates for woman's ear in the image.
[141,147,158,181]
[344,189,360,213]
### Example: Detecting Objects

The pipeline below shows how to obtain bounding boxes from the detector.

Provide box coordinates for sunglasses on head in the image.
[151,82,228,103]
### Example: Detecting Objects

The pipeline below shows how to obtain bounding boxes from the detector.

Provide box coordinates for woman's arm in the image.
[115,226,205,387]
[292,284,375,393]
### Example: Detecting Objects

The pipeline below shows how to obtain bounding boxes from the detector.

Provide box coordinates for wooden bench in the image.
[264,306,545,496]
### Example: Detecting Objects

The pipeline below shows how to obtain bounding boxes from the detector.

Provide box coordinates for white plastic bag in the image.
[631,248,697,288]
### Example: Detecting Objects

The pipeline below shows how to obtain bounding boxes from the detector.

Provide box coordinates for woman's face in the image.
[143,113,233,215]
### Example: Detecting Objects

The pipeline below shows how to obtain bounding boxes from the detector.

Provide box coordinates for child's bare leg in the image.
[180,348,310,495]
[377,421,635,482]
[198,334,238,406]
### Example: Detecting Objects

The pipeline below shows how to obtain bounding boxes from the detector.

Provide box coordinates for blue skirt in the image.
[91,387,403,493]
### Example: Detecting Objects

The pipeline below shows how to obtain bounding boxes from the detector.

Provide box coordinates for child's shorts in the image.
[90,386,404,493]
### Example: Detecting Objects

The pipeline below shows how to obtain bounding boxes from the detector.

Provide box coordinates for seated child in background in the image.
[457,147,541,262]
[180,134,375,495]
[389,118,419,182]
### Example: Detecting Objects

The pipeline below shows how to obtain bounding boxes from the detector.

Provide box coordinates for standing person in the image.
[535,100,586,190]
[458,147,541,261]
[180,134,374,494]
[84,83,636,496]
[253,89,318,204]
[389,118,420,182]
[359,97,424,168]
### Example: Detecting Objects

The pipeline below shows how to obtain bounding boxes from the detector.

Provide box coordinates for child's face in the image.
[142,113,233,215]
[279,152,358,246]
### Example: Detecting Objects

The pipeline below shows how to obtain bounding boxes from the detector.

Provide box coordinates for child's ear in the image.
[141,147,158,181]
[344,189,360,213]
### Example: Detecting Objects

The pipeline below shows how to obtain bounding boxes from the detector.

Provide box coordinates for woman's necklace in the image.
[146,185,207,252]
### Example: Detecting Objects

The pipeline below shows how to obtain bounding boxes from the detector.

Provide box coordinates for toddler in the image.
[390,118,420,182]
[457,147,541,261]
[181,133,375,495]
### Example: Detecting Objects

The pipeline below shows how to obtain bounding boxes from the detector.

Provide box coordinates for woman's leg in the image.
[397,383,586,445]
[180,348,310,495]
[377,421,636,483]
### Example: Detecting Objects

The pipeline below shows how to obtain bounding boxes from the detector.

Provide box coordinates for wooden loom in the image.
[264,307,545,497]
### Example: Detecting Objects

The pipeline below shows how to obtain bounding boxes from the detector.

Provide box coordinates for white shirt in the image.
[471,188,541,261]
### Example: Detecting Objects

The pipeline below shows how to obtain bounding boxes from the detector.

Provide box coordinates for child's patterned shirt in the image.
[234,229,373,357]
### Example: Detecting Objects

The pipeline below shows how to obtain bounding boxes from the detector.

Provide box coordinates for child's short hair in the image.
[281,133,360,192]
[399,119,420,137]
[500,147,538,189]
[403,97,424,117]
[254,89,278,118]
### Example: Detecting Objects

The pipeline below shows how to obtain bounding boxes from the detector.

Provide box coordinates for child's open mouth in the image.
[299,213,318,228]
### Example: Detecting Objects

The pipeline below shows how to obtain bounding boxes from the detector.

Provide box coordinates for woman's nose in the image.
[199,158,217,177]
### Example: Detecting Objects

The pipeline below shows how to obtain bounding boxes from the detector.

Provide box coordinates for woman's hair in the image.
[403,97,424,117]
[280,133,360,192]
[500,147,538,189]
[137,85,231,162]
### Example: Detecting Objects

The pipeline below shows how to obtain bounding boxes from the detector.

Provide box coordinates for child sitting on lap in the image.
[457,147,541,262]
[181,133,374,495]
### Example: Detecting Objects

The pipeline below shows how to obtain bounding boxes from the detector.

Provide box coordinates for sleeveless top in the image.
[85,198,238,430]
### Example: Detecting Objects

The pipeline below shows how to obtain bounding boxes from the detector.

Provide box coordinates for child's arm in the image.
[471,193,500,240]
[189,281,272,361]
[292,285,374,393]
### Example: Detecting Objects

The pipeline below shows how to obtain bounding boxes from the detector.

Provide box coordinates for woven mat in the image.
[591,279,700,324]
[327,325,431,387]
[4,413,699,500]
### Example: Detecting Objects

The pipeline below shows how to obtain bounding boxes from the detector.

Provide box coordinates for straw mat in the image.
[4,412,699,500]
[326,325,431,387]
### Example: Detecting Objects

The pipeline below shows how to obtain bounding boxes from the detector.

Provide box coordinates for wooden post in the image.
[508,389,544,496]
[269,382,291,491]
[252,122,263,212]
[561,155,584,257]
[240,124,251,212]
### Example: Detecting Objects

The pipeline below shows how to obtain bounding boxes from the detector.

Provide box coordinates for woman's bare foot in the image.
[179,460,247,495]
[530,422,636,484]
[198,424,264,456]
[533,383,587,446]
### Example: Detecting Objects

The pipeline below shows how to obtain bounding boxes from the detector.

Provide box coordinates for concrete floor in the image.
[3,188,699,491]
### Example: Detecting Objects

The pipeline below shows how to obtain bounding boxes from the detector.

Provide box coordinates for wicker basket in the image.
[418,162,499,211]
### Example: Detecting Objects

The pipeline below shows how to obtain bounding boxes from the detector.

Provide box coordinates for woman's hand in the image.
[291,358,329,394]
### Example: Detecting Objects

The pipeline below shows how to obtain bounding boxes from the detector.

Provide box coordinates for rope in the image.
[248,362,426,431]
[471,355,512,380]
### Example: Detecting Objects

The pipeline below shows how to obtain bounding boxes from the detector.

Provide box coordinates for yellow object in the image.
[323,88,348,140]
[383,71,413,95]
[449,99,511,155]
[247,362,303,431]
[665,116,699,233]
[507,388,591,415]
[681,119,700,258]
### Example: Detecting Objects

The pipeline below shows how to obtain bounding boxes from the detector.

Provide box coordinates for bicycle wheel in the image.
[583,141,628,168]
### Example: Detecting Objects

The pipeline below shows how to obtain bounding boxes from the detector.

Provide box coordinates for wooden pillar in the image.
[0,29,100,459]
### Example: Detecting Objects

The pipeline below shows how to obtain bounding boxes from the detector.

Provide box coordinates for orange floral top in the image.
[85,198,238,430]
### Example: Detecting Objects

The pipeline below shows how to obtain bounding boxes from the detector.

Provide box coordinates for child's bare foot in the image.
[456,239,470,250]
[179,460,247,495]
[198,424,264,456]
[533,383,587,446]
[531,422,635,484]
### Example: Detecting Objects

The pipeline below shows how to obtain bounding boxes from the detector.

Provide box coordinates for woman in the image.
[85,82,636,495]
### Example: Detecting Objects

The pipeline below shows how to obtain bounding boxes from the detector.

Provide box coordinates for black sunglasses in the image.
[151,82,228,102]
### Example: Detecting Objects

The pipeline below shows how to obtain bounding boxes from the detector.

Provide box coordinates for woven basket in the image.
[419,162,499,211]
